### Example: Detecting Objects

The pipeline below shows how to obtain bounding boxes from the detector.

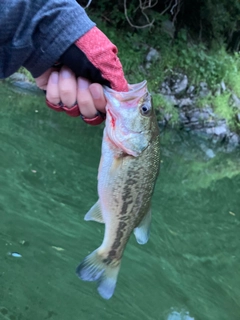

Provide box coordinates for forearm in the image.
[0,0,95,78]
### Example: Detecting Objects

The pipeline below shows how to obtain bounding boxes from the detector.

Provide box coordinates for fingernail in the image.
[50,72,59,84]
[78,78,89,90]
[90,86,101,99]
[61,69,72,79]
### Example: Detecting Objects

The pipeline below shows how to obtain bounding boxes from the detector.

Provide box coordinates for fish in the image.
[76,80,160,299]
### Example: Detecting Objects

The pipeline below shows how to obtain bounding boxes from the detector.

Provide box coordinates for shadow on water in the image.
[0,82,240,320]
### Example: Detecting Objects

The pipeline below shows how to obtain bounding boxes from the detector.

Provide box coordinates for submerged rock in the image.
[167,310,194,320]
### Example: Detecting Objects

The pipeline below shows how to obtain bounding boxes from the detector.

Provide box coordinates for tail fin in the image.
[76,250,120,300]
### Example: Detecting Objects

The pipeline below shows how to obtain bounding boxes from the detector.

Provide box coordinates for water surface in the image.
[0,83,240,320]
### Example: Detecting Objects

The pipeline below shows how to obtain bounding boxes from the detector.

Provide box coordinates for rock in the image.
[8,72,29,82]
[232,93,240,108]
[204,105,215,117]
[164,94,178,106]
[206,124,228,137]
[200,143,216,158]
[221,80,226,92]
[146,47,160,63]
[237,113,240,123]
[145,62,151,70]
[158,76,240,146]
[185,109,199,121]
[228,133,239,146]
[189,115,199,123]
[172,74,188,95]
[204,120,216,128]
[187,85,195,94]
[178,98,193,108]
[9,80,40,93]
[205,148,216,158]
[198,110,213,121]
[187,85,195,98]
[179,111,189,123]
[159,82,171,95]
[199,82,210,97]
[185,108,216,125]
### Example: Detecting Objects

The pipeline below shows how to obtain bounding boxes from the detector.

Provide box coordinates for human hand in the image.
[36,26,128,125]
[35,66,107,125]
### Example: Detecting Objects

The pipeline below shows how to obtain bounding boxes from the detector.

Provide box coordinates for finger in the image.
[46,72,61,105]
[35,68,53,90]
[59,67,77,108]
[89,83,107,113]
[77,78,97,118]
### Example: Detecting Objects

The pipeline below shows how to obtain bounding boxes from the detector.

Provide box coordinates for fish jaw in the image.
[106,108,149,157]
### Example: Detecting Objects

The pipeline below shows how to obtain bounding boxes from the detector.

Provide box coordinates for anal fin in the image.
[84,200,104,223]
[134,208,151,245]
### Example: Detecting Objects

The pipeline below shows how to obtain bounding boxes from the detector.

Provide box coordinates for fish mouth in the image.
[103,80,147,99]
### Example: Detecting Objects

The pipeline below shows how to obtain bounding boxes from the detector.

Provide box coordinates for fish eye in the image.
[140,103,151,116]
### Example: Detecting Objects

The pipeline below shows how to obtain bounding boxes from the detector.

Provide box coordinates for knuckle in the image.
[77,96,92,108]
[46,92,60,102]
[60,88,72,96]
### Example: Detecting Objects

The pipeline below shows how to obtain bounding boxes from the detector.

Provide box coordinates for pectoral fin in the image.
[84,200,104,223]
[134,208,151,245]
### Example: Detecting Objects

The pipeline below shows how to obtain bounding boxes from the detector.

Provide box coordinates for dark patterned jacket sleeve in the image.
[0,0,95,78]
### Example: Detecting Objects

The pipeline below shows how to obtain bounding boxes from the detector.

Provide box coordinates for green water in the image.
[0,83,240,320]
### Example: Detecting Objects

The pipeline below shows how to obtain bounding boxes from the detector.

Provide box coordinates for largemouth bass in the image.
[76,80,160,299]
